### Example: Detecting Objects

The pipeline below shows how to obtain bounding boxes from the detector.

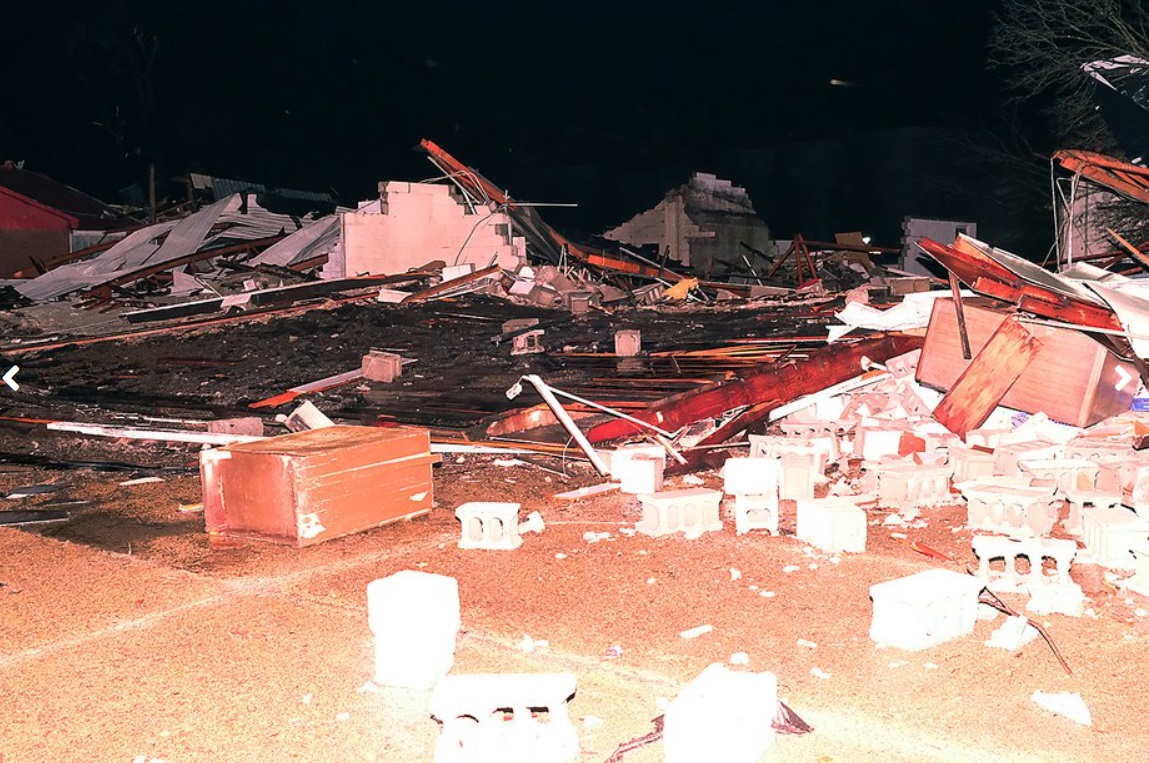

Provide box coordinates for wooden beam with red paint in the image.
[586,333,923,443]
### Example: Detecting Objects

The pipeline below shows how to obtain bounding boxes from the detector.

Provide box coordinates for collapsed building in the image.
[3,136,1149,762]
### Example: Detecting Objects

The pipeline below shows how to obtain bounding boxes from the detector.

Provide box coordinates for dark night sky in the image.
[3,1,1016,244]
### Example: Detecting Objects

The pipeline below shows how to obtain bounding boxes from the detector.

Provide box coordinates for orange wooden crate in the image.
[202,425,436,547]
[916,298,1136,428]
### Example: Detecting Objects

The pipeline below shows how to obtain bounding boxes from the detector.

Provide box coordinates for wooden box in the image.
[202,425,437,546]
[916,298,1137,428]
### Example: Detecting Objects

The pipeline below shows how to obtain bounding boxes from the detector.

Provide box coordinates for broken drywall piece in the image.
[1031,691,1092,726]
[367,570,460,690]
[985,615,1040,650]
[663,662,777,763]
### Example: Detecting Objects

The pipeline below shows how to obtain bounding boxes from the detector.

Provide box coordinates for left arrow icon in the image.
[3,366,19,391]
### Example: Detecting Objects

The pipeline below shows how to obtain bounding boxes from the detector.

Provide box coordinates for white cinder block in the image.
[723,456,780,497]
[664,663,777,763]
[636,488,723,539]
[869,568,985,650]
[796,497,866,553]
[1082,506,1149,569]
[367,571,460,689]
[456,502,522,550]
[618,454,664,494]
[430,672,578,763]
[733,493,779,535]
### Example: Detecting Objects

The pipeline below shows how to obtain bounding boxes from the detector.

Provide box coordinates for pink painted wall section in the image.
[0,188,74,230]
[338,182,525,277]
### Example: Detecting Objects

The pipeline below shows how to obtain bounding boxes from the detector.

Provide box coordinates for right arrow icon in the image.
[3,365,18,391]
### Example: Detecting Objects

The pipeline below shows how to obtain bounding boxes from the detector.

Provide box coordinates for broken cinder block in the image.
[664,662,777,763]
[430,672,578,763]
[367,570,460,690]
[733,494,779,535]
[869,568,985,650]
[635,488,723,539]
[456,502,523,550]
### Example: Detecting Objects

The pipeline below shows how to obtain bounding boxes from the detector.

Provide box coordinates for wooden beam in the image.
[586,333,924,442]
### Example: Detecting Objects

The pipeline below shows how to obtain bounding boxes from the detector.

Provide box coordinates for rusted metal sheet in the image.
[586,333,924,443]
[203,425,437,547]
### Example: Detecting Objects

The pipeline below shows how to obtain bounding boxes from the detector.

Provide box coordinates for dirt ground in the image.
[1,297,1148,762]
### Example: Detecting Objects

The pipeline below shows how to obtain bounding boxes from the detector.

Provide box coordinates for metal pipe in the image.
[519,375,611,475]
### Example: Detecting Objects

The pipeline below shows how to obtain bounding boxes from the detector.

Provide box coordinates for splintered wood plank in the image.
[932,317,1043,438]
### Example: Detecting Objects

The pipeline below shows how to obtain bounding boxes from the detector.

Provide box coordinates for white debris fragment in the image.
[889,531,908,540]
[619,527,637,536]
[810,667,832,680]
[1031,691,1092,726]
[519,511,545,535]
[119,476,165,486]
[409,491,428,502]
[682,474,705,486]
[355,682,380,694]
[883,514,904,526]
[729,652,750,665]
[759,590,776,598]
[888,661,907,669]
[494,458,529,467]
[302,693,313,705]
[922,662,939,670]
[808,562,819,571]
[985,616,1040,651]
[336,712,350,722]
[729,568,742,581]
[797,638,818,649]
[583,715,605,729]
[583,531,612,543]
[518,634,550,653]
[977,603,1002,621]
[1137,608,1148,618]
[554,553,568,560]
[783,565,800,573]
[679,624,714,640]
[829,555,841,565]
[748,584,759,591]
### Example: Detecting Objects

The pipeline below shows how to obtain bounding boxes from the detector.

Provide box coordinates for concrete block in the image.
[960,480,1059,537]
[636,488,723,539]
[367,570,459,690]
[1082,506,1149,569]
[614,329,641,357]
[854,425,907,461]
[972,534,1078,596]
[663,663,776,763]
[796,497,866,553]
[501,318,539,334]
[992,440,1062,476]
[875,461,953,507]
[965,428,1010,449]
[1062,488,1121,535]
[619,454,664,494]
[733,493,779,535]
[723,456,780,497]
[869,569,985,650]
[779,452,819,501]
[442,263,474,282]
[949,445,996,483]
[430,672,578,763]
[456,502,522,550]
[1019,458,1098,494]
[362,350,403,383]
[748,434,833,470]
[511,330,544,356]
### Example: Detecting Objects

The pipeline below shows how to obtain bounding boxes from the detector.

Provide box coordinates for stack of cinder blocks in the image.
[723,456,780,535]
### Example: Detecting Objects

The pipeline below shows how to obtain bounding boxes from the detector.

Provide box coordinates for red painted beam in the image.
[586,333,924,443]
